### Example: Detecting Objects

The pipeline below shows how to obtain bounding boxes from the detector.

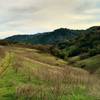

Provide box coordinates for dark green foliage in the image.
[5,28,82,45]
[0,40,12,45]
[3,26,100,59]
[79,53,89,60]
[51,26,100,59]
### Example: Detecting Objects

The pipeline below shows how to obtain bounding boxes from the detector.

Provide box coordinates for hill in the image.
[3,26,100,73]
[5,28,83,45]
[0,45,100,100]
[50,26,100,73]
[4,26,100,45]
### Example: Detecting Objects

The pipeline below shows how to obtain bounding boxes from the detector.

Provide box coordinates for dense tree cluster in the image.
[50,29,100,59]
[5,28,82,45]
[2,26,100,60]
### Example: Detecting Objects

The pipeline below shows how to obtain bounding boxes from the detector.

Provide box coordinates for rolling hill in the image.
[5,28,83,45]
[50,26,100,73]
[0,26,100,99]
[4,26,100,45]
[0,45,100,100]
[3,26,100,73]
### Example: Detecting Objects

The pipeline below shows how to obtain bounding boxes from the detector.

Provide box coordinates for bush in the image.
[80,53,90,60]
[89,49,99,57]
[67,46,80,57]
[76,63,86,68]
[67,59,76,65]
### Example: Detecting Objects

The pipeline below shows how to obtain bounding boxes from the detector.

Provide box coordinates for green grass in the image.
[61,87,98,100]
[12,47,67,67]
[74,55,100,73]
[0,46,100,100]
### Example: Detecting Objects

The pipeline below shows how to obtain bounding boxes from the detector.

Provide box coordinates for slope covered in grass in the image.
[0,46,100,100]
[68,55,100,74]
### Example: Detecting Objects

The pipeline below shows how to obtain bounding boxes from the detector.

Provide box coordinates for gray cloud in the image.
[0,0,100,38]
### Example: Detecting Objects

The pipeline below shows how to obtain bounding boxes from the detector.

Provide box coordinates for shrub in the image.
[67,46,80,57]
[89,49,100,57]
[80,53,90,60]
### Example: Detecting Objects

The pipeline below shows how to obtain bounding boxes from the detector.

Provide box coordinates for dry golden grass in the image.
[13,46,100,97]
[0,46,100,99]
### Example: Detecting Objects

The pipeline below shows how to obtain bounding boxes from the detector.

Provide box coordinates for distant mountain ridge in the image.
[5,26,100,45]
[50,26,100,73]
[5,28,84,44]
[2,26,100,74]
[51,26,100,59]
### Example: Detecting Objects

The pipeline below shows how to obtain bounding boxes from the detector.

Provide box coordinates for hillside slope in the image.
[0,46,100,100]
[50,26,100,73]
[4,26,100,45]
[5,28,83,44]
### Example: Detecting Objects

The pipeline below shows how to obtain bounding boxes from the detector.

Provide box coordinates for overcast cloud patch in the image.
[0,0,100,38]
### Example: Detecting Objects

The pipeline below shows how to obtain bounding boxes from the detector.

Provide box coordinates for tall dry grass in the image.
[22,66,100,99]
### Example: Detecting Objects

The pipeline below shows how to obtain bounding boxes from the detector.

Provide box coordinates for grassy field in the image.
[69,55,100,74]
[0,46,100,100]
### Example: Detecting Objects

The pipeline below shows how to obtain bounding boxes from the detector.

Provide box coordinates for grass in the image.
[12,47,67,67]
[0,46,100,100]
[72,55,100,73]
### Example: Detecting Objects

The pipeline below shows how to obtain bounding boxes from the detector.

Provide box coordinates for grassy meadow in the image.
[69,55,100,74]
[0,46,100,100]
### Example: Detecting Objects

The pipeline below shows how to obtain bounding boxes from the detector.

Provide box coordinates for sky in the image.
[0,0,100,39]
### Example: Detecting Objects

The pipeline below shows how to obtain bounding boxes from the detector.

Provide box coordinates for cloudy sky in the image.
[0,0,100,38]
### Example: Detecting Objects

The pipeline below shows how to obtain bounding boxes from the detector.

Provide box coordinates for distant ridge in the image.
[5,26,100,45]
